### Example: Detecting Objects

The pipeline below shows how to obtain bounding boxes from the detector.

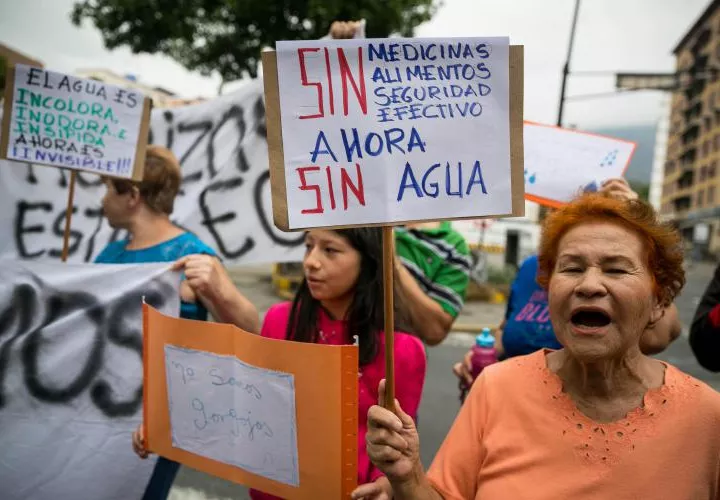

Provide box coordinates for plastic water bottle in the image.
[459,328,498,404]
[470,328,498,379]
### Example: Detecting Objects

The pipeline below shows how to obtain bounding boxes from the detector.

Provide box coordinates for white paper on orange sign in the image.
[165,345,299,486]
[523,121,636,207]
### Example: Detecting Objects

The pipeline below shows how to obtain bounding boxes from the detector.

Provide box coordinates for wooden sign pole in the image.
[381,226,395,410]
[60,170,77,262]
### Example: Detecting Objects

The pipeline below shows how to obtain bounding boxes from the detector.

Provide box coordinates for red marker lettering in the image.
[324,48,335,115]
[337,47,368,116]
[297,166,324,214]
[298,48,324,119]
[341,163,366,210]
[326,166,337,210]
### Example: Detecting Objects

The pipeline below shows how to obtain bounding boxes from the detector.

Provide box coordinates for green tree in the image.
[71,0,439,81]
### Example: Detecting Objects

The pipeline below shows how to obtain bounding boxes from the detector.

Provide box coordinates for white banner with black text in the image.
[0,260,180,500]
[0,81,305,264]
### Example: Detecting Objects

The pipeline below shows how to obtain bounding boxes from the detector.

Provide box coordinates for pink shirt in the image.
[250,302,427,499]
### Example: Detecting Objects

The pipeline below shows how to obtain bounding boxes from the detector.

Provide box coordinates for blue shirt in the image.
[95,232,217,320]
[500,255,561,358]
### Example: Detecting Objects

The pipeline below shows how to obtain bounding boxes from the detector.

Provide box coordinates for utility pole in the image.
[557,0,581,127]
[539,0,582,223]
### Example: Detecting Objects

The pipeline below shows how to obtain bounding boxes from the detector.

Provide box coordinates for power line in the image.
[564,89,642,101]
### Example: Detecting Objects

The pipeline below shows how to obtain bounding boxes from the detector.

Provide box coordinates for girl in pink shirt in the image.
[251,227,426,500]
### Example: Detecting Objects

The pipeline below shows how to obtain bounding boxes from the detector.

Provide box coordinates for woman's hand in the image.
[452,350,474,387]
[453,327,504,386]
[365,380,421,483]
[330,20,363,39]
[599,178,638,201]
[352,476,393,499]
[132,424,150,459]
[173,254,225,303]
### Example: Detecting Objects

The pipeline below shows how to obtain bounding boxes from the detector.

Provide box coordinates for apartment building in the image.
[662,0,720,256]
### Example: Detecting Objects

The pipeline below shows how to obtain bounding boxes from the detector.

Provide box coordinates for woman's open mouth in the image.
[570,308,611,334]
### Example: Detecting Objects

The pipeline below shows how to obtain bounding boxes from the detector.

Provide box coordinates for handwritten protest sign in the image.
[144,304,359,499]
[264,39,525,230]
[524,121,636,207]
[0,64,151,180]
[165,345,299,486]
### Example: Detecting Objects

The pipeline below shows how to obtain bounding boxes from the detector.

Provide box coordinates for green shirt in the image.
[395,222,471,318]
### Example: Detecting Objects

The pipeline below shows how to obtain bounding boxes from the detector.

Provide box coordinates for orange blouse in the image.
[427,349,720,500]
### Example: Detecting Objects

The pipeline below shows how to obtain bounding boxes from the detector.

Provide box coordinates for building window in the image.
[715,134,720,151]
[698,190,705,207]
[704,140,710,157]
[709,186,716,203]
[701,166,708,181]
[711,162,718,178]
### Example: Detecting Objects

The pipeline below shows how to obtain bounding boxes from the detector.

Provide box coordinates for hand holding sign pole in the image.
[0,63,152,261]
[263,38,525,414]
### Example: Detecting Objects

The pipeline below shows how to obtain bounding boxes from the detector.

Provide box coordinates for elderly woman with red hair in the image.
[356,194,720,500]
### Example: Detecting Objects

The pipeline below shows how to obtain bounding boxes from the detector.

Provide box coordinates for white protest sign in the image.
[1,64,150,179]
[275,38,512,229]
[523,121,636,207]
[0,82,305,264]
[165,345,299,486]
[0,260,180,500]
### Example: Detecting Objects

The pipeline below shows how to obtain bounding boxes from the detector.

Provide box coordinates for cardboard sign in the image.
[143,304,359,499]
[263,40,525,230]
[0,64,151,180]
[523,121,636,207]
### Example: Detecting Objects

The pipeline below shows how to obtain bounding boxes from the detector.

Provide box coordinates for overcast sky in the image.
[0,0,710,128]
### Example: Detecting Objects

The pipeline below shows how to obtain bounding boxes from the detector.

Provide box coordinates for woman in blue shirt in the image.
[96,145,259,500]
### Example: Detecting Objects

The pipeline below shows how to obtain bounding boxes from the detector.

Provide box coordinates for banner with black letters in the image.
[0,81,305,264]
[0,260,180,500]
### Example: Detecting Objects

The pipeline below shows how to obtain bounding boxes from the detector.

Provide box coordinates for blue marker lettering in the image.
[421,163,441,198]
[397,162,423,201]
[341,128,363,162]
[466,161,488,195]
[365,132,383,157]
[310,131,338,162]
[446,162,463,198]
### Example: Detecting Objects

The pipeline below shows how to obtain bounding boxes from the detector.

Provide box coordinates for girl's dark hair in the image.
[285,227,412,366]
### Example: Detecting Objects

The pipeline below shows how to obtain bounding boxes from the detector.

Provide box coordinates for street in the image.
[169,261,720,500]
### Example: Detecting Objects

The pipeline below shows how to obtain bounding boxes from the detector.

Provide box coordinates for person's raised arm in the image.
[395,257,455,345]
[174,255,260,334]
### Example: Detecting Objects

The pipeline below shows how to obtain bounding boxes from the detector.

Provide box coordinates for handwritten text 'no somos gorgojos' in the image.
[171,361,272,441]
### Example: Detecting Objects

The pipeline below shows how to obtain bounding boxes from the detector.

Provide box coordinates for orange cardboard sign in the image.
[143,304,359,499]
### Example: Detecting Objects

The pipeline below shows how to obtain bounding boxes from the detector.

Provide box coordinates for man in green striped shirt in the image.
[395,221,471,345]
